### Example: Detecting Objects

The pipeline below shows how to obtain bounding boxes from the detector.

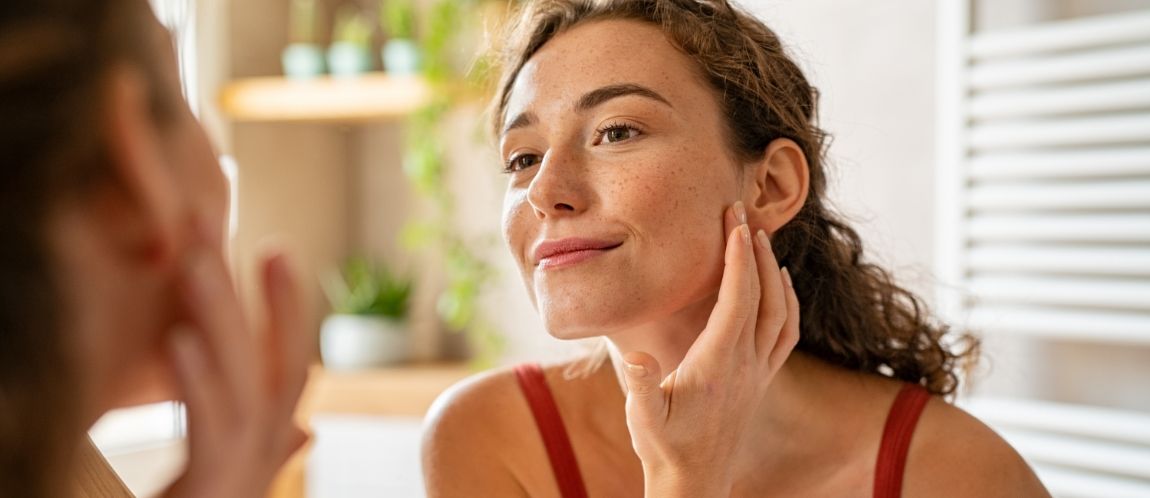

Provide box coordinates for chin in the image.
[535,289,648,341]
[541,317,614,340]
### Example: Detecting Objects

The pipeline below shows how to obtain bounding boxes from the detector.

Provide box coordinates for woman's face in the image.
[151,24,229,242]
[86,15,228,410]
[500,20,745,339]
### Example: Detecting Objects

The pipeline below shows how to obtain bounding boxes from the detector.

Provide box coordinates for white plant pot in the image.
[382,38,421,76]
[282,43,326,79]
[327,42,372,78]
[320,314,408,370]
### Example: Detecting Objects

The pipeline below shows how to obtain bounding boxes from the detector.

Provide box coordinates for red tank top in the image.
[514,363,931,498]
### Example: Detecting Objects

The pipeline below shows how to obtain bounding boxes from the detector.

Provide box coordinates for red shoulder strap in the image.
[874,383,931,498]
[514,363,589,498]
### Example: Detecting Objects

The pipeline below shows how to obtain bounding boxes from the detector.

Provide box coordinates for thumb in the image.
[622,351,666,425]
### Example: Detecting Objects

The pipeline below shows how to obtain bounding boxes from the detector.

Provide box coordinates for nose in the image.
[526,149,590,220]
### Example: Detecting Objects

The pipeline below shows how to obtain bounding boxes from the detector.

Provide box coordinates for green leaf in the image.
[325,257,412,320]
[398,0,507,363]
[290,0,318,43]
[380,0,416,39]
[400,221,439,250]
[333,5,373,46]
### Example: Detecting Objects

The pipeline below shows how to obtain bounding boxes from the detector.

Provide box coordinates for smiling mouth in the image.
[534,241,624,270]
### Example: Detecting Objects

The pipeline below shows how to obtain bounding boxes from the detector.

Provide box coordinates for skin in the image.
[48,13,312,497]
[423,19,1049,497]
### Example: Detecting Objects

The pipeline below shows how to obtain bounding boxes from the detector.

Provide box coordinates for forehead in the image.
[504,19,713,125]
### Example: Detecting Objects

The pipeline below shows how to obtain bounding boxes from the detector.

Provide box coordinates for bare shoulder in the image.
[904,396,1050,497]
[421,365,533,498]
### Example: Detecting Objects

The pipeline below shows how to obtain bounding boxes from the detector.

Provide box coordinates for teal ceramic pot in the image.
[327,42,373,78]
[281,43,325,79]
[382,38,421,76]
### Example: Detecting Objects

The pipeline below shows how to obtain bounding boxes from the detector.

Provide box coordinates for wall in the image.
[749,0,941,300]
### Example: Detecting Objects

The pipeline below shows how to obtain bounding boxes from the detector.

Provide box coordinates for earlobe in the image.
[746,138,810,233]
[100,65,182,267]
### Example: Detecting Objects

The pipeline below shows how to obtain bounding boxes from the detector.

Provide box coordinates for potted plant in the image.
[327,5,374,78]
[282,0,325,79]
[380,0,421,75]
[320,257,413,370]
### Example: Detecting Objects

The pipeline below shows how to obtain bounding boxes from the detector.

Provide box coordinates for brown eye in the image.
[505,154,541,173]
[607,125,634,141]
[599,124,641,144]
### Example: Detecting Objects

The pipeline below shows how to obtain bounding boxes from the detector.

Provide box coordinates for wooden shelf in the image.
[219,73,432,123]
[300,362,471,417]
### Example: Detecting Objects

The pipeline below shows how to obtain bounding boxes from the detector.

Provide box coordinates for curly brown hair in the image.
[492,0,979,396]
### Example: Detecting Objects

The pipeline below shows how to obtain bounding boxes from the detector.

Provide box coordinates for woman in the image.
[0,0,310,496]
[423,1,1049,496]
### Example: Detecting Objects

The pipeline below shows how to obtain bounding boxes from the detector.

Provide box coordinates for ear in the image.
[743,138,810,234]
[98,64,182,267]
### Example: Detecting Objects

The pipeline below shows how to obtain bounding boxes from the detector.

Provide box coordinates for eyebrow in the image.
[501,83,673,136]
[577,83,672,112]
[502,112,537,136]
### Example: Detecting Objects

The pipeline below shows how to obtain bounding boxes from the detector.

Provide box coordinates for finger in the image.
[767,267,801,371]
[752,229,788,362]
[723,200,744,239]
[723,203,759,354]
[180,240,259,411]
[169,328,225,457]
[621,351,667,427]
[261,251,312,419]
[692,219,757,362]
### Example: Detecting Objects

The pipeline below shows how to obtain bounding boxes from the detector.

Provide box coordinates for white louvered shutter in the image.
[936,3,1150,496]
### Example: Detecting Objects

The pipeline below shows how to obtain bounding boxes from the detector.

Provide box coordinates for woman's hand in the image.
[162,218,313,498]
[621,201,801,498]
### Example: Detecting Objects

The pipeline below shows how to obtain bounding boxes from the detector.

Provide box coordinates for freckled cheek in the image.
[609,161,721,250]
[501,192,534,269]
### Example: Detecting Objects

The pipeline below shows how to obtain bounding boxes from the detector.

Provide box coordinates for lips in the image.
[533,237,624,269]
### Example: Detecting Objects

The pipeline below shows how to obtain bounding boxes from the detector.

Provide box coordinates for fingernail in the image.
[756,229,771,251]
[740,224,752,245]
[782,267,793,288]
[626,362,648,377]
[733,201,747,225]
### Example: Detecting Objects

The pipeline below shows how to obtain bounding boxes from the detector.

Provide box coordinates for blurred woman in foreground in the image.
[0,1,311,496]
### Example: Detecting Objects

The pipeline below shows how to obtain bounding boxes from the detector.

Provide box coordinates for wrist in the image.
[642,464,734,498]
